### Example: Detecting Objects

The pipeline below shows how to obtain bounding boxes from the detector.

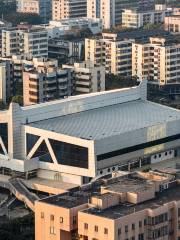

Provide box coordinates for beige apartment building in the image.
[87,0,155,29]
[52,0,87,21]
[23,58,73,106]
[23,60,105,105]
[16,0,52,23]
[165,15,180,34]
[85,33,134,76]
[62,61,105,94]
[132,36,180,85]
[35,170,180,240]
[2,26,48,58]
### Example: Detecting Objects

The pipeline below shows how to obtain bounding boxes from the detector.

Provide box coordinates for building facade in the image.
[165,15,180,34]
[122,7,172,29]
[2,26,48,58]
[16,0,52,23]
[52,0,87,21]
[87,0,155,29]
[85,33,134,76]
[23,58,73,106]
[35,171,180,240]
[132,36,180,86]
[62,61,105,94]
[0,81,180,184]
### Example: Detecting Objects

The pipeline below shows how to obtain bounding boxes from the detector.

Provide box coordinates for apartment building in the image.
[122,7,172,29]
[52,0,87,21]
[132,36,180,87]
[165,15,180,34]
[87,0,155,29]
[0,62,7,103]
[48,38,84,63]
[85,30,170,76]
[62,61,105,94]
[35,170,180,240]
[85,34,134,76]
[16,0,52,23]
[2,25,48,58]
[46,18,102,37]
[23,59,73,106]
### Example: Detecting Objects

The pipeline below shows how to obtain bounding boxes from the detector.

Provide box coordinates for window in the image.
[118,228,121,235]
[139,221,142,228]
[50,215,54,221]
[84,223,88,229]
[144,219,147,225]
[41,212,44,219]
[49,139,88,169]
[60,217,63,223]
[50,226,55,235]
[104,228,108,234]
[132,223,135,230]
[138,233,144,240]
[125,225,128,233]
[73,216,77,225]
[94,225,98,232]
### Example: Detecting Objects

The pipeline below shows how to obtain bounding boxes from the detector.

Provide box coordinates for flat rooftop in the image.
[29,100,180,140]
[83,184,180,219]
[103,176,152,194]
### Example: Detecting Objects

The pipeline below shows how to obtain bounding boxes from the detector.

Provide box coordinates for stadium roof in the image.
[29,100,180,140]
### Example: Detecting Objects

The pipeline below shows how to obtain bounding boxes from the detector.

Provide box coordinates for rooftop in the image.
[83,185,180,219]
[29,100,180,140]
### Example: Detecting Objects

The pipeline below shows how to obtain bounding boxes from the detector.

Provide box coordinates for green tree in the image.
[11,95,23,106]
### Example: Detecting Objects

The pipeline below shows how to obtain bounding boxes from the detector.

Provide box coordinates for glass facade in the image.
[26,133,53,163]
[49,139,88,169]
[26,133,40,155]
[26,134,89,167]
[0,123,8,154]
[31,140,53,163]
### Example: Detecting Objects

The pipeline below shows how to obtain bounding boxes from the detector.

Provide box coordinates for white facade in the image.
[0,63,6,103]
[122,8,172,29]
[0,81,180,184]
[2,27,48,58]
[46,18,102,37]
[132,36,180,85]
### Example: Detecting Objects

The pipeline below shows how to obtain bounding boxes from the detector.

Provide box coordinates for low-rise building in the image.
[46,18,102,37]
[35,171,180,240]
